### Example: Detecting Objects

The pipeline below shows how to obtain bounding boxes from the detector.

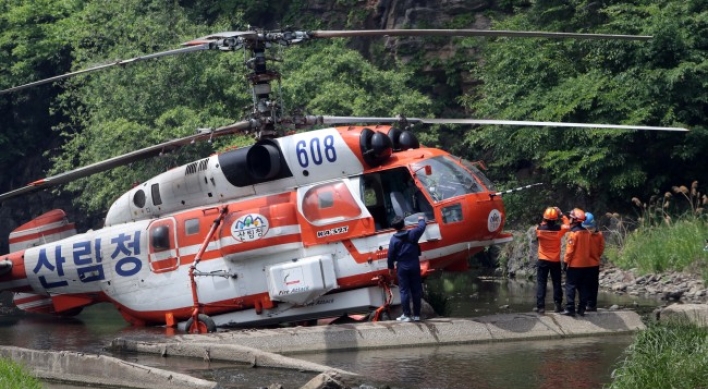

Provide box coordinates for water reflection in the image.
[0,304,165,354]
[425,271,660,318]
[296,336,633,389]
[0,271,660,389]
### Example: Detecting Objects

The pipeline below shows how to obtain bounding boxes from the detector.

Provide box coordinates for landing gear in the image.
[185,314,216,333]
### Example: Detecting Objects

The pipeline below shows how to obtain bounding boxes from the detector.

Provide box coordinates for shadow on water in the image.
[0,270,663,389]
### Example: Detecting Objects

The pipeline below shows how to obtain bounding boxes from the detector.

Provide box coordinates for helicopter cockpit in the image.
[411,156,491,202]
[359,155,496,231]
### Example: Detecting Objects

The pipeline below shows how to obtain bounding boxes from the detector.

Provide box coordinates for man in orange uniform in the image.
[535,207,569,314]
[583,212,605,312]
[561,208,593,317]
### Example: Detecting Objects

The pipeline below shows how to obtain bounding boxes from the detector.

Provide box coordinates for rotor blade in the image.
[308,29,652,41]
[0,120,255,203]
[318,116,689,132]
[182,31,258,46]
[0,44,211,95]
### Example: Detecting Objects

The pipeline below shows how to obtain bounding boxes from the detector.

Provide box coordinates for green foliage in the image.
[3,0,708,228]
[0,0,77,176]
[607,321,708,389]
[50,0,249,211]
[281,40,432,117]
[0,358,42,389]
[466,0,708,213]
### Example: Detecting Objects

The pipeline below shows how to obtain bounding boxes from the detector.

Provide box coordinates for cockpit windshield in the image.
[412,156,489,202]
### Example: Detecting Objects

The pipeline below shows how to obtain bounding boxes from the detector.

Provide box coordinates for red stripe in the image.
[9,224,76,244]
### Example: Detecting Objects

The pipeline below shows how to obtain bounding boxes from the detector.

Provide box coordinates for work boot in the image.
[560,310,576,317]
[554,303,563,313]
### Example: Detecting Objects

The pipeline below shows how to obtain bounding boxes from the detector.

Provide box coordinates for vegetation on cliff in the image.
[1,0,706,230]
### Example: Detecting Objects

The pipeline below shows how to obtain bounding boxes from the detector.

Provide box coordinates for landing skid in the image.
[177,285,401,330]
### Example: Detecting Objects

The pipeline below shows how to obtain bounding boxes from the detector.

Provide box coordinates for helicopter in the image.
[0,28,688,333]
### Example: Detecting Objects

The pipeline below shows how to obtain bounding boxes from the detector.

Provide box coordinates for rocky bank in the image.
[500,227,708,305]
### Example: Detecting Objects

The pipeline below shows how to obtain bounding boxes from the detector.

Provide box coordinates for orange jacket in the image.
[536,223,569,262]
[588,230,605,267]
[563,226,594,268]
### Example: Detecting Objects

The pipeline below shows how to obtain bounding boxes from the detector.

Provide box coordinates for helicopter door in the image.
[297,179,371,246]
[147,218,180,273]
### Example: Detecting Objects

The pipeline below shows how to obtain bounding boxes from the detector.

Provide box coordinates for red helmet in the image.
[569,208,586,222]
[542,207,560,221]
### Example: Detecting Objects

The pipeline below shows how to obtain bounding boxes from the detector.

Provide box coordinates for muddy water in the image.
[0,271,661,389]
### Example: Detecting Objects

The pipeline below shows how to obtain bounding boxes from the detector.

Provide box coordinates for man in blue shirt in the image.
[387,215,427,322]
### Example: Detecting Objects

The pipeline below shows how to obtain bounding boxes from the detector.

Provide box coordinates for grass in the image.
[0,358,42,389]
[607,218,708,278]
[604,181,708,281]
[606,321,708,389]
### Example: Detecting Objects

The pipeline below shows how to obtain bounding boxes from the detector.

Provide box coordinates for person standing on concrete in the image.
[561,208,593,317]
[388,215,427,322]
[583,212,605,312]
[535,207,569,314]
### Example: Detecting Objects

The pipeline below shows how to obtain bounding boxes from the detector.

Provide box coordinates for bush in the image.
[0,358,42,389]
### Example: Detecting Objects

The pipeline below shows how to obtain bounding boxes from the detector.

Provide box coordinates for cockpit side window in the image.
[362,168,434,230]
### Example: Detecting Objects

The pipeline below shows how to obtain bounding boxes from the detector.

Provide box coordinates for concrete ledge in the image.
[0,346,217,389]
[110,339,359,378]
[113,310,645,357]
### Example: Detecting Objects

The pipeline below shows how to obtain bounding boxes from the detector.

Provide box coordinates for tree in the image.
[464,0,708,214]
[0,0,77,186]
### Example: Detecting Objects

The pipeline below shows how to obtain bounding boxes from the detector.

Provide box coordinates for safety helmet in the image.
[542,207,560,221]
[568,208,586,222]
[581,212,596,229]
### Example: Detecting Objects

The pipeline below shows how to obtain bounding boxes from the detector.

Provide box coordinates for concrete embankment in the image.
[111,309,645,357]
[0,346,217,389]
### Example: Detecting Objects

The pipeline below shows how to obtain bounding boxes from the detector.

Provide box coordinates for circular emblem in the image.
[487,209,502,232]
[231,213,270,242]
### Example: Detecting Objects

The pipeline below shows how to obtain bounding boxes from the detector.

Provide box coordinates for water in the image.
[0,272,661,389]
[296,336,634,389]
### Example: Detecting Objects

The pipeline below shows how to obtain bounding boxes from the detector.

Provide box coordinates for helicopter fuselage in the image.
[0,125,510,328]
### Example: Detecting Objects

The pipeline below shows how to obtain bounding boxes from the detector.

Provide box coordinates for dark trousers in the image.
[565,267,593,313]
[587,266,600,309]
[536,260,562,309]
[397,266,423,317]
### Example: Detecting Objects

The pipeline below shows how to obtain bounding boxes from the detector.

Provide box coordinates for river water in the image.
[0,271,661,389]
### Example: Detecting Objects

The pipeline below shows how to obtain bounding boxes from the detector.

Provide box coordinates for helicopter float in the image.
[0,28,688,333]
